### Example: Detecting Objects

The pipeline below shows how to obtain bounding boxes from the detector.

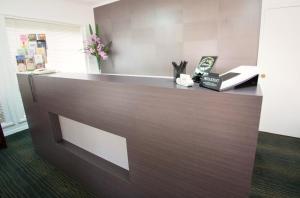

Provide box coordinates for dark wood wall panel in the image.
[94,0,262,76]
[18,73,262,197]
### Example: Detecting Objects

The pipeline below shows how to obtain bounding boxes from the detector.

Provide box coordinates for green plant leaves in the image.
[95,24,100,37]
[103,41,112,53]
[89,24,93,35]
[89,24,100,36]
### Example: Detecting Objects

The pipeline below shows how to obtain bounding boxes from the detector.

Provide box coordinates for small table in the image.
[0,125,7,149]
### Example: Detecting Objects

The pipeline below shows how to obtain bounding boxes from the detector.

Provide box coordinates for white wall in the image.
[0,0,94,25]
[258,0,300,138]
[93,0,120,7]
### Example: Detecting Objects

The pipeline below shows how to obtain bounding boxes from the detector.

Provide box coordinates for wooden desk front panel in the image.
[18,74,262,198]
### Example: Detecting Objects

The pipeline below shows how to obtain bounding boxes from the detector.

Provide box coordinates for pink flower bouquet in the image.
[84,24,112,71]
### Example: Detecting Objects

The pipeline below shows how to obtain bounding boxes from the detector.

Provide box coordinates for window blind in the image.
[0,103,5,124]
[5,18,87,73]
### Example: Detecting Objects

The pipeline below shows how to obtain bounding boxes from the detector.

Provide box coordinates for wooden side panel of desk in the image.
[17,74,262,198]
[0,125,6,149]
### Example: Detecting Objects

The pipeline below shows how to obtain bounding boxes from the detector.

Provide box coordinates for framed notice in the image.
[193,56,218,77]
[192,56,218,83]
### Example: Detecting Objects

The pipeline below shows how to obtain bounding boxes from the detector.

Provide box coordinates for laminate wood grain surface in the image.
[94,0,262,76]
[17,73,262,198]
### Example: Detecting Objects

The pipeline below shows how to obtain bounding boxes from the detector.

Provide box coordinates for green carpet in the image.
[250,132,300,198]
[0,131,96,198]
[0,130,299,198]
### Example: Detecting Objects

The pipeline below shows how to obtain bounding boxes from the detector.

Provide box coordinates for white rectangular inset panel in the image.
[59,116,129,170]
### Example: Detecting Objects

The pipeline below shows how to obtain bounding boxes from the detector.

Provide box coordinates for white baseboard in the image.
[3,122,29,136]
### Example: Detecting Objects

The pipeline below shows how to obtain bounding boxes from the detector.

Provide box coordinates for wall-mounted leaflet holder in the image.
[200,66,259,91]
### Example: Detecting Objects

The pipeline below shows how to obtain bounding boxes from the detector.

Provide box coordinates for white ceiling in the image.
[69,0,119,7]
[71,0,101,6]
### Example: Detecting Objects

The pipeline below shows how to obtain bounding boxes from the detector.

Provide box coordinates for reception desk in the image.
[17,73,262,198]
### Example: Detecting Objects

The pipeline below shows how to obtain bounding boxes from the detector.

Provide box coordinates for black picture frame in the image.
[193,56,218,79]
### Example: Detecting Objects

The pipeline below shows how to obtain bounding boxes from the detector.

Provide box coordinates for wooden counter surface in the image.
[35,73,262,96]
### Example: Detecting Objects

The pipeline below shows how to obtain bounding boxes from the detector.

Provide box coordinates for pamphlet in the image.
[34,54,45,69]
[28,41,37,57]
[26,58,35,71]
[37,34,46,41]
[16,55,26,72]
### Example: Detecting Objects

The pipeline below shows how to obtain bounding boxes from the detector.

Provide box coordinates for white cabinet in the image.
[258,0,300,138]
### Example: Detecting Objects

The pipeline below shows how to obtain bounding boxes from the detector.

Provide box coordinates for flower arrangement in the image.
[84,24,112,72]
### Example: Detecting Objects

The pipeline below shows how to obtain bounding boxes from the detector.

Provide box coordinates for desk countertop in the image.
[18,73,262,97]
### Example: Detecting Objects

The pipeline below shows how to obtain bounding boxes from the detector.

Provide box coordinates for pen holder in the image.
[174,67,186,81]
[172,61,188,82]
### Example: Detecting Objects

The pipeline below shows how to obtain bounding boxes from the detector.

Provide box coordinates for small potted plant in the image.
[84,24,112,72]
